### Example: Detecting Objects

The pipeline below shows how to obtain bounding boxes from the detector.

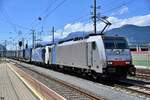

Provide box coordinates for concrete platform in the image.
[0,63,38,100]
[6,62,66,100]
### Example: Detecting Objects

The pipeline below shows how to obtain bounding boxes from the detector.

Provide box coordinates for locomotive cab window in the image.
[103,40,115,49]
[103,38,128,49]
[116,40,128,49]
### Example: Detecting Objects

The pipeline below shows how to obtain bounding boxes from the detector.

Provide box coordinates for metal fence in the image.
[131,51,150,69]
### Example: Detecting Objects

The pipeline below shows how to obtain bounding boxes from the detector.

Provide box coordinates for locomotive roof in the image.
[58,33,126,44]
[32,31,127,49]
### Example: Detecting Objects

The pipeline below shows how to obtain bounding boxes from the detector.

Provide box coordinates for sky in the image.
[0,0,150,49]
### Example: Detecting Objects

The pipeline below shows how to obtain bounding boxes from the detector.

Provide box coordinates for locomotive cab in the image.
[102,36,136,79]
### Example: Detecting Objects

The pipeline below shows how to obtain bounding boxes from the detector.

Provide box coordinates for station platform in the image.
[0,62,65,100]
[0,63,38,100]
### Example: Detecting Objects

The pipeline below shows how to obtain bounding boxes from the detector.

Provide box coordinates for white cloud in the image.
[64,22,93,32]
[111,6,129,16]
[62,14,150,32]
[42,29,69,42]
[119,6,129,15]
[109,14,150,29]
[42,14,150,41]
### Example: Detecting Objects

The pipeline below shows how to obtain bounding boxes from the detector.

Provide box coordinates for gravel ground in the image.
[11,60,149,100]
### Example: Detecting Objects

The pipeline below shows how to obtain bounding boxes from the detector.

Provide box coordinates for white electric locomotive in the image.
[45,34,136,79]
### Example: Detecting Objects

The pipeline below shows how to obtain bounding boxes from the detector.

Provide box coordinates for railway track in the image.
[135,72,150,80]
[135,69,150,80]
[115,79,150,98]
[12,62,104,100]
[128,73,150,84]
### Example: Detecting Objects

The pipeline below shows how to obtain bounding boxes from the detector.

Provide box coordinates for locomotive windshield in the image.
[103,37,129,49]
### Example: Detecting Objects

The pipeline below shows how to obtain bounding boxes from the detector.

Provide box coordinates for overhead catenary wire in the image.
[0,8,35,49]
[0,0,59,42]
[0,7,33,45]
[28,0,68,42]
[29,0,59,28]
[0,8,31,31]
[42,0,59,15]
[31,0,67,28]
[43,0,67,20]
[55,0,133,35]
[31,0,109,41]
[42,14,90,40]
[0,1,81,48]
[27,0,69,44]
[101,0,134,14]
[0,8,18,34]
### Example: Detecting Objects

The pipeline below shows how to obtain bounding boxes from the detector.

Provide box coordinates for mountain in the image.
[39,24,150,46]
[62,32,88,41]
[61,24,150,44]
[105,24,150,44]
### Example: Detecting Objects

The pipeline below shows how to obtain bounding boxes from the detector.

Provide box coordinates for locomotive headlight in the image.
[125,61,130,64]
[107,61,112,65]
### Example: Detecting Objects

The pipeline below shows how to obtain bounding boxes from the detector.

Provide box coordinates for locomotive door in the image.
[92,41,99,68]
[42,48,46,62]
[49,48,52,64]
[87,42,92,67]
[88,42,98,68]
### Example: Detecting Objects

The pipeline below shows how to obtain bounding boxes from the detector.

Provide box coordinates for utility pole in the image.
[93,0,97,34]
[32,30,35,48]
[52,26,55,44]
[12,39,15,50]
[51,26,56,64]
[26,40,28,48]
[92,0,101,34]
[22,38,24,49]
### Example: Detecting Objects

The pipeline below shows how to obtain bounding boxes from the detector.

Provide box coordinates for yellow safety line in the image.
[7,63,45,100]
